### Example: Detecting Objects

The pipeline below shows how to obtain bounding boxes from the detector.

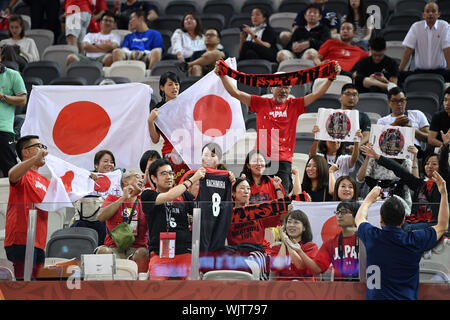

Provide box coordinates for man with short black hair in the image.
[355,171,449,300]
[5,135,50,279]
[428,87,450,148]
[354,37,399,93]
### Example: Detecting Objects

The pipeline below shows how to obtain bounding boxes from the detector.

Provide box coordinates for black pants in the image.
[238,41,276,62]
[30,0,61,44]
[5,244,46,280]
[266,160,293,194]
[0,131,18,177]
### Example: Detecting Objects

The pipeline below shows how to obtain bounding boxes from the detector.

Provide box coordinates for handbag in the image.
[106,199,139,251]
[74,195,105,222]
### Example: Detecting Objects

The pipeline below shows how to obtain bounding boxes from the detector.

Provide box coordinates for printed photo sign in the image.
[315,108,360,142]
[370,124,415,160]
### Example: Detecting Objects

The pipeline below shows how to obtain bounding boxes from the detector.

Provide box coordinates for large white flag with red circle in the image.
[155,58,246,169]
[37,154,123,212]
[21,83,152,170]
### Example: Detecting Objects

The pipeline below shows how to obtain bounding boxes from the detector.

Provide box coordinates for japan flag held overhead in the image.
[155,57,246,169]
[21,83,152,170]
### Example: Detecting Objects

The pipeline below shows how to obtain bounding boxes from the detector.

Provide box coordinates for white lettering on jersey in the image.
[206,179,226,189]
[333,245,357,260]
[35,180,47,193]
[269,110,287,118]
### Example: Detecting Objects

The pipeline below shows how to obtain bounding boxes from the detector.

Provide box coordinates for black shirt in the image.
[429,110,450,143]
[141,189,193,255]
[355,55,399,93]
[287,23,331,54]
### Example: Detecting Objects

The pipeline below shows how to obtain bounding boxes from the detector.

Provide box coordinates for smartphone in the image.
[374,72,382,76]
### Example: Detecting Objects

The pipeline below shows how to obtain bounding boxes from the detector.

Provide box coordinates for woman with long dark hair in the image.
[342,0,372,50]
[301,155,332,202]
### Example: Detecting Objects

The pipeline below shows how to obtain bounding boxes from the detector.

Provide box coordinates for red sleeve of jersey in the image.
[101,194,120,208]
[249,95,267,113]
[313,239,333,273]
[318,39,331,57]
[293,96,306,117]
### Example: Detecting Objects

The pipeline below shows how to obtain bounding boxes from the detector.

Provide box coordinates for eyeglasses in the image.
[159,170,175,177]
[390,98,407,104]
[24,143,47,150]
[342,92,358,97]
[334,209,352,216]
[204,33,218,37]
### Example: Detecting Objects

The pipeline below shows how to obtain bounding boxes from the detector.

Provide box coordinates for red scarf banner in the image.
[217,60,337,87]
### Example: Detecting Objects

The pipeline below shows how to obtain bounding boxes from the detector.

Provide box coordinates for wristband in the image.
[0,94,6,103]
[275,188,282,192]
[186,179,193,187]
[182,182,189,189]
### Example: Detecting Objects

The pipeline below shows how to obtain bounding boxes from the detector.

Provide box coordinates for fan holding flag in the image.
[4,135,50,279]
[214,59,342,193]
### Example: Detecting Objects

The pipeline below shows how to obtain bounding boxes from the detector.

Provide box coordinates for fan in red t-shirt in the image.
[268,210,318,281]
[5,135,50,279]
[215,60,342,194]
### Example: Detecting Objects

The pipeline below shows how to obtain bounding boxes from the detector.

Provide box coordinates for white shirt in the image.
[402,19,450,70]
[0,37,39,62]
[317,152,354,178]
[377,110,429,146]
[82,32,121,58]
[169,29,205,58]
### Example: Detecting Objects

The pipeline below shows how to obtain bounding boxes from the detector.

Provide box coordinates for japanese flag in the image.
[21,83,152,170]
[292,201,381,247]
[155,57,246,169]
[37,154,123,212]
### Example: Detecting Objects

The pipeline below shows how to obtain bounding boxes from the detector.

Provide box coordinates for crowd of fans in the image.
[0,0,449,300]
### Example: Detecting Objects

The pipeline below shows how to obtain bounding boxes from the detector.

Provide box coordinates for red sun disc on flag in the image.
[60,170,74,193]
[94,174,111,193]
[193,95,232,137]
[52,101,111,155]
[321,216,342,243]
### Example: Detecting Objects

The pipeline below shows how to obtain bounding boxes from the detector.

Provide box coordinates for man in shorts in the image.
[65,0,93,52]
[66,11,120,67]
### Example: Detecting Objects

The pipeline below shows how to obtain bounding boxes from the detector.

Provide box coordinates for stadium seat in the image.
[203,0,236,27]
[228,13,252,28]
[46,210,66,244]
[0,30,8,41]
[405,91,440,122]
[277,58,315,72]
[292,152,309,184]
[150,60,187,79]
[325,0,348,13]
[46,227,98,260]
[312,75,352,95]
[200,13,226,31]
[241,0,275,15]
[94,76,131,85]
[385,41,406,61]
[356,92,391,117]
[157,29,172,53]
[404,73,445,101]
[296,112,318,133]
[11,1,30,15]
[49,76,88,85]
[142,75,161,100]
[180,76,201,93]
[20,14,31,30]
[365,112,382,124]
[220,28,241,58]
[115,259,139,280]
[25,29,54,59]
[150,94,159,110]
[269,12,297,29]
[378,25,410,41]
[278,0,309,13]
[23,60,61,84]
[394,0,426,13]
[111,29,131,44]
[66,60,103,85]
[150,15,183,31]
[366,0,390,27]
[306,94,341,113]
[107,60,146,82]
[386,10,421,27]
[23,75,43,94]
[165,0,200,15]
[202,270,255,280]
[3,60,19,71]
[42,44,79,75]
[245,113,257,131]
[238,82,264,97]
[294,132,315,154]
[237,59,272,74]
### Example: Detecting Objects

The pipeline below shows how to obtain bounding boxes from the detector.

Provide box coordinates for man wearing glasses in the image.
[377,87,430,159]
[66,11,121,67]
[4,135,49,279]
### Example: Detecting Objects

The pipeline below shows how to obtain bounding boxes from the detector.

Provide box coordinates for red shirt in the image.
[65,0,93,14]
[268,241,319,281]
[313,233,359,280]
[5,170,50,251]
[250,177,285,226]
[318,39,369,72]
[102,195,148,249]
[227,217,278,253]
[249,95,305,162]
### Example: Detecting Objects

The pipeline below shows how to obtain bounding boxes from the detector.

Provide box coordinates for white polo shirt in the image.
[402,19,450,70]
